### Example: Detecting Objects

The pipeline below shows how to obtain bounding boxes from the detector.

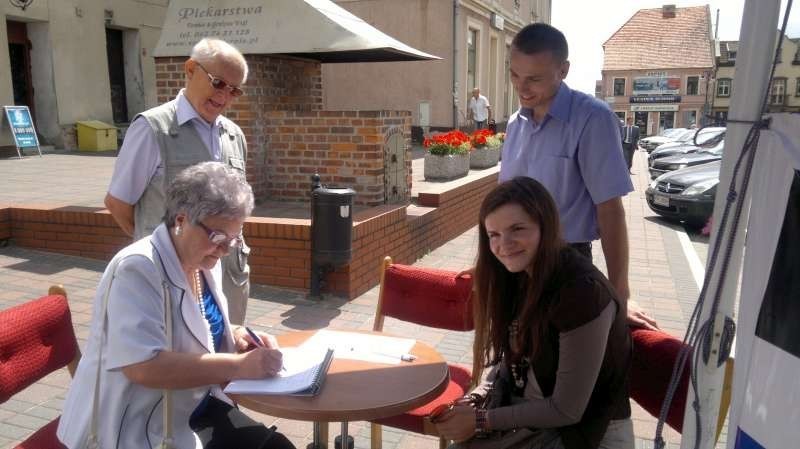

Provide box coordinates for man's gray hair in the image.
[164,161,254,227]
[190,38,249,83]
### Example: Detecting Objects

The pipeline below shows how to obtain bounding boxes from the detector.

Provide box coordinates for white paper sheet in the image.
[300,329,416,365]
[223,347,331,395]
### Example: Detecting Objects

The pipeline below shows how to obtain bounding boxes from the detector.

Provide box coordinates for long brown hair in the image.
[472,177,565,381]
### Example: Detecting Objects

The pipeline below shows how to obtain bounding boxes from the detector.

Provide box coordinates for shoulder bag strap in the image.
[152,251,175,449]
[85,255,176,449]
[85,258,121,449]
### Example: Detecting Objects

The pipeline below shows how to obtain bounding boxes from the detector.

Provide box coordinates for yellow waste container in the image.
[76,120,118,151]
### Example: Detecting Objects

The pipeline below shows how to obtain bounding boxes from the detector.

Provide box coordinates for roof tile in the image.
[602,6,714,71]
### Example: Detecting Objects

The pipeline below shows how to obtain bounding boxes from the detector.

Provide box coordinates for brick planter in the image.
[469,146,501,169]
[424,153,470,180]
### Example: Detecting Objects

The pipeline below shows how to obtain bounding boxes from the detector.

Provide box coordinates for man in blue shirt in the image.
[500,23,656,329]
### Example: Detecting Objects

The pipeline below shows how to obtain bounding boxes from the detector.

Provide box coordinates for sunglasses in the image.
[196,221,243,248]
[194,61,244,97]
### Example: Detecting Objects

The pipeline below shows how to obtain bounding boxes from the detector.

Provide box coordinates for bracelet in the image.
[475,408,489,433]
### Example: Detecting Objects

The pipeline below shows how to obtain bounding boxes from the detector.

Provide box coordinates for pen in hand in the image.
[245,326,286,372]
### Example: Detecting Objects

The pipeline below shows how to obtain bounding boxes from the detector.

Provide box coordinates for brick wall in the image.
[156,55,323,201]
[0,207,10,241]
[154,55,410,206]
[8,207,129,260]
[244,218,310,290]
[342,172,498,297]
[1,170,496,298]
[264,110,411,205]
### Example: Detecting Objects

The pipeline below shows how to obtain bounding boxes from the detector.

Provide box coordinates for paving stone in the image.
[0,151,722,448]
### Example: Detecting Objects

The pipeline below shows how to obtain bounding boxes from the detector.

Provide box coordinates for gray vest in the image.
[133,100,247,240]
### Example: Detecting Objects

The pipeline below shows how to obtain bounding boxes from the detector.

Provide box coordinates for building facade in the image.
[323,0,551,140]
[712,36,800,124]
[0,0,167,149]
[600,5,714,136]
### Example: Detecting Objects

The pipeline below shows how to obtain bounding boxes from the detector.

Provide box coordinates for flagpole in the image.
[680,1,782,448]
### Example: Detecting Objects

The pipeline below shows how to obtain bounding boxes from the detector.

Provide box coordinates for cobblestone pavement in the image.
[0,150,711,449]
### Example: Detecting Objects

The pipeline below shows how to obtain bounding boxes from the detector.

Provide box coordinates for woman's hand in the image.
[233,326,280,352]
[236,347,284,379]
[434,405,476,442]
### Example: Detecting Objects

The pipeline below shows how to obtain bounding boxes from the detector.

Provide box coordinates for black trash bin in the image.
[310,181,356,297]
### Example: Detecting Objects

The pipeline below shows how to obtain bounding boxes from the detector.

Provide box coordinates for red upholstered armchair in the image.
[370,257,475,449]
[629,328,732,441]
[0,287,80,449]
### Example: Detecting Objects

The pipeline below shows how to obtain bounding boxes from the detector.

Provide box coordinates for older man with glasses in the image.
[104,38,252,325]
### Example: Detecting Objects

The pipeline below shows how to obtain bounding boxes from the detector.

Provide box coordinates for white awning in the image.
[154,0,440,63]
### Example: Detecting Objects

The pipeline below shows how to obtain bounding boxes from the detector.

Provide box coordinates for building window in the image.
[686,76,699,95]
[717,78,732,97]
[728,51,737,62]
[796,78,800,96]
[613,78,625,96]
[770,78,787,105]
[614,111,626,122]
[467,28,478,91]
[714,110,728,125]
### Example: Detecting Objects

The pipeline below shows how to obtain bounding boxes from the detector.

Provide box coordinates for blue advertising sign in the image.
[4,106,39,149]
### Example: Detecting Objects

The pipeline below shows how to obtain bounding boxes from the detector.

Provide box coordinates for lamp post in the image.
[702,69,713,126]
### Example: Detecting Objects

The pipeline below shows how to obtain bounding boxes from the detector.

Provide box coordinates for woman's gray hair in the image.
[164,161,254,227]
[191,38,249,83]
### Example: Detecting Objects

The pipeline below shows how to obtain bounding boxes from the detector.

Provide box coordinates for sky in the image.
[551,0,800,95]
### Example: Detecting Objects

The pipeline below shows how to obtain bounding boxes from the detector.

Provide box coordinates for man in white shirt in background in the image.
[467,87,492,130]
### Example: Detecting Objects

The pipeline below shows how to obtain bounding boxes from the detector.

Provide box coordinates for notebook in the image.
[224,347,334,396]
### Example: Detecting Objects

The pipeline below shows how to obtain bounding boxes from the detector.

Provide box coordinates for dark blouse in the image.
[481,247,632,449]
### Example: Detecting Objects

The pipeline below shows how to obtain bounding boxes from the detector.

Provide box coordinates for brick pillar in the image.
[154,55,410,206]
[155,55,323,201]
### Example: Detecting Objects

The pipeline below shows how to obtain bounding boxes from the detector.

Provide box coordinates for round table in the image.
[232,330,450,448]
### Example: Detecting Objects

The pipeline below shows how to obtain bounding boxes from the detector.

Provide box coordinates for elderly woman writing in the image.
[58,162,295,449]
[434,177,633,449]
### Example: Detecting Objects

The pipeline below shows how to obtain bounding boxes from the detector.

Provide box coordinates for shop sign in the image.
[630,104,679,112]
[3,105,41,158]
[632,76,681,95]
[630,95,681,103]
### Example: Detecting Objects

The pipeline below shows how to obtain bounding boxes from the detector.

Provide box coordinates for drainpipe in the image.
[452,0,459,128]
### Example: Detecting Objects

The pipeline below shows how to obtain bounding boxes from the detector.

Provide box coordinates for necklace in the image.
[191,270,216,353]
[193,270,206,318]
[508,319,529,391]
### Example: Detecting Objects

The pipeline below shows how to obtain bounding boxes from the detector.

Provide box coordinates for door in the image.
[106,28,128,123]
[659,111,675,133]
[384,132,406,205]
[635,112,648,136]
[7,21,34,120]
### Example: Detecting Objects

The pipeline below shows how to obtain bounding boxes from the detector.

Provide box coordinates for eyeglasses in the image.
[196,221,243,248]
[194,61,245,97]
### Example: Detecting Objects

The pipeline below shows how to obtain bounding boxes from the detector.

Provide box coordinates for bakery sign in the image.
[630,95,681,103]
[632,76,681,95]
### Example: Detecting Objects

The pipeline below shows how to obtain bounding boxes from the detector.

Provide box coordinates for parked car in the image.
[639,128,691,153]
[646,160,720,227]
[648,127,726,164]
[649,140,723,179]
